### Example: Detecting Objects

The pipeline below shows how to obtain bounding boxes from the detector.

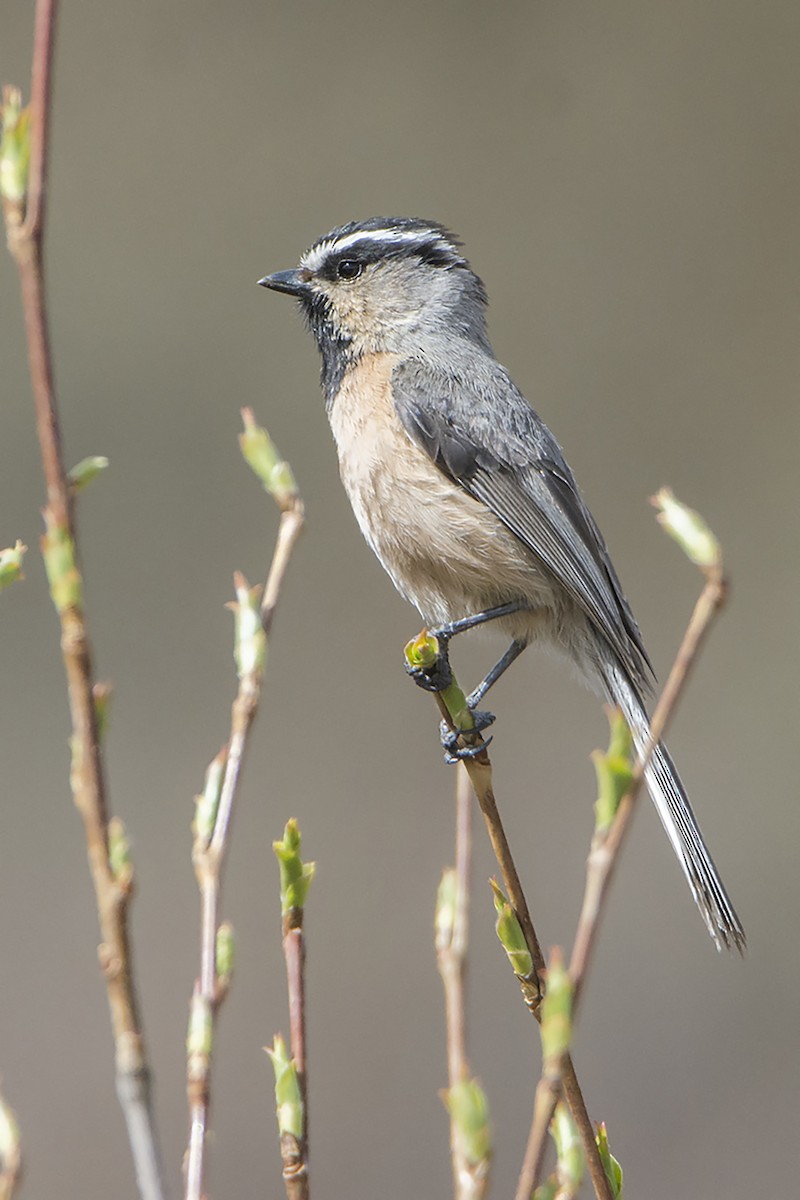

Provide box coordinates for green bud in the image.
[551,1102,584,1196]
[404,629,439,672]
[540,948,572,1066]
[0,541,26,591]
[108,817,132,882]
[68,456,109,493]
[435,868,459,951]
[0,86,30,205]
[41,510,82,612]
[606,707,634,764]
[490,879,533,978]
[266,1035,304,1139]
[445,1078,492,1167]
[593,710,634,833]
[186,991,213,1060]
[193,748,227,846]
[273,818,315,914]
[228,572,265,679]
[532,1180,558,1200]
[215,921,235,986]
[239,408,298,506]
[596,1122,623,1198]
[651,487,721,572]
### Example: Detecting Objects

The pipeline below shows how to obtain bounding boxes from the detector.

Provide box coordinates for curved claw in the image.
[467,709,496,734]
[440,707,496,763]
[443,734,494,764]
[439,710,495,748]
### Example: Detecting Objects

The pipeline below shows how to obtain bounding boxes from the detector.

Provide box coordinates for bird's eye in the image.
[337,258,363,280]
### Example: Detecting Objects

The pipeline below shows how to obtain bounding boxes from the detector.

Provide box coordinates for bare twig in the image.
[516,1076,560,1200]
[437,767,489,1200]
[421,684,613,1200]
[440,766,471,1092]
[279,917,309,1200]
[283,916,307,1103]
[271,820,315,1200]
[515,950,574,1200]
[185,436,304,1200]
[0,1090,22,1200]
[2,8,167,1199]
[519,495,729,1195]
[569,558,727,1000]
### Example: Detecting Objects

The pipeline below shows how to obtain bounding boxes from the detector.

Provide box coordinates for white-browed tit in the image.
[259,216,744,953]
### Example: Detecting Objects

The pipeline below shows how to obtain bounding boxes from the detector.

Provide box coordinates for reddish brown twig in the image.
[430,694,613,1200]
[280,917,309,1200]
[271,818,314,1200]
[3,7,166,1198]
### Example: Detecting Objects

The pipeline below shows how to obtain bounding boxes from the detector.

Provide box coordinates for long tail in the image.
[602,662,745,953]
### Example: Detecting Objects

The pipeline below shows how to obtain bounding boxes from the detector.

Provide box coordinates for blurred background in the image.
[1,2,797,1196]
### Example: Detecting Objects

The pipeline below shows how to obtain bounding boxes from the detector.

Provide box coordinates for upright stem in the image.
[3,6,166,1197]
[433,699,613,1200]
[519,559,729,1196]
[569,564,728,1002]
[279,907,310,1200]
[438,767,488,1200]
[186,500,304,1200]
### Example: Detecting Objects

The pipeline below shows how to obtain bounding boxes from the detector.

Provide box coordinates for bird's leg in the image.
[465,637,528,708]
[431,600,529,643]
[404,599,530,762]
[405,601,527,694]
[440,638,528,762]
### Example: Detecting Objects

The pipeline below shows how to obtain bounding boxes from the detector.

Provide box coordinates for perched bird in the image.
[259,216,744,952]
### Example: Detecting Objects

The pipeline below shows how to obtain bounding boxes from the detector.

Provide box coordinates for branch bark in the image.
[569,560,728,1000]
[3,6,166,1198]
[518,548,728,1196]
[185,491,304,1200]
[432,695,613,1200]
[437,767,489,1200]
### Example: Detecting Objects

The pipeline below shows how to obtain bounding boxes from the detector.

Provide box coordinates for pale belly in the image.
[327,352,561,643]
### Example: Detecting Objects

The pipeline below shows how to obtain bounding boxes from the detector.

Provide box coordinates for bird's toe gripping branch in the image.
[404,630,495,762]
[439,710,495,763]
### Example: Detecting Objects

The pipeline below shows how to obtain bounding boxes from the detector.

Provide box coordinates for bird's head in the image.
[259,217,490,382]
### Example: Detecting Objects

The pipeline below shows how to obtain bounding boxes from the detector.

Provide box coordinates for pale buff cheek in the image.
[328,352,563,635]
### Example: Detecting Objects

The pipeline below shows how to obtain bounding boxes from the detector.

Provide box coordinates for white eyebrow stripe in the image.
[301,225,449,271]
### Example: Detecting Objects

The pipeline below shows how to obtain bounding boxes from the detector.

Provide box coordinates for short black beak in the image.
[257,268,311,298]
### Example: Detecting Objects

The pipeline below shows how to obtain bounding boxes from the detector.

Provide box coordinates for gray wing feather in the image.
[392,357,653,691]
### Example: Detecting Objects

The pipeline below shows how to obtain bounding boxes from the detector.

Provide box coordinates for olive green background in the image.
[1,3,797,1197]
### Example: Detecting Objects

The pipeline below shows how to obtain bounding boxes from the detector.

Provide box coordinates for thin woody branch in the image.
[438,768,471,1096]
[571,490,731,1005]
[519,491,730,1196]
[404,636,613,1200]
[437,767,490,1200]
[185,416,304,1200]
[514,951,575,1200]
[271,820,315,1200]
[0,1090,22,1200]
[441,713,611,1200]
[2,8,166,1198]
